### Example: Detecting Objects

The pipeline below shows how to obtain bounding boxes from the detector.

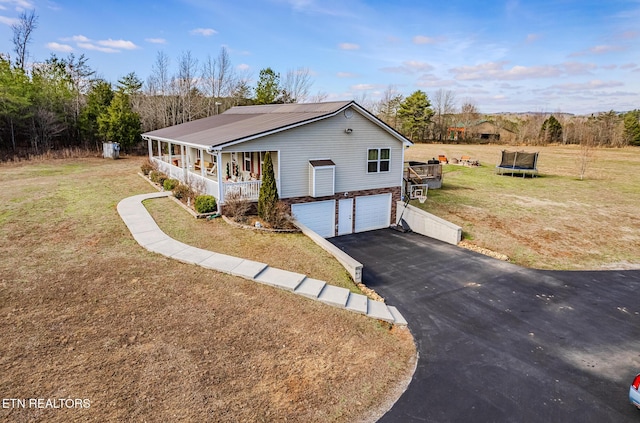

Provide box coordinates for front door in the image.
[338,198,353,236]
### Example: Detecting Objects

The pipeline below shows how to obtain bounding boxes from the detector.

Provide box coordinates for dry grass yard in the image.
[407,143,640,270]
[0,156,416,422]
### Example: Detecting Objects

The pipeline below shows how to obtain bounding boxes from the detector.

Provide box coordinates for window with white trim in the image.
[243,152,251,172]
[367,148,390,173]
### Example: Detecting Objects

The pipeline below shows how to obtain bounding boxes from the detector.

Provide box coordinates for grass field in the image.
[407,143,640,270]
[0,156,416,422]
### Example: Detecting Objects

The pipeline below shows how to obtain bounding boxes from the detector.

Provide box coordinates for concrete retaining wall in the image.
[294,220,363,283]
[395,201,462,245]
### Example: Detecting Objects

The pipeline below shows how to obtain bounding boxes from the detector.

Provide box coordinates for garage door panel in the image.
[355,194,391,233]
[291,200,335,238]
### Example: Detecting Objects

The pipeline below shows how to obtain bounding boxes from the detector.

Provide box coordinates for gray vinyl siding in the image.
[312,166,335,197]
[220,109,403,198]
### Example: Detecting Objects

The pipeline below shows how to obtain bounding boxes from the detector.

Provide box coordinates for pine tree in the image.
[258,151,279,222]
[540,115,563,143]
[397,90,434,141]
[97,90,141,150]
[623,110,640,146]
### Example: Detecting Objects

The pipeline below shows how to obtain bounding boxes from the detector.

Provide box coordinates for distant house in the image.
[142,101,412,238]
[448,120,516,143]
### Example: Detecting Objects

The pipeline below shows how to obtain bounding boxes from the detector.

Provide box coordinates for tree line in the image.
[1,10,638,160]
[370,87,640,147]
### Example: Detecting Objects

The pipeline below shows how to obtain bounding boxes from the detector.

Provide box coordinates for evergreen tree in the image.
[0,57,31,151]
[623,110,640,146]
[254,68,281,104]
[397,90,434,141]
[79,80,114,149]
[540,115,563,143]
[258,151,279,222]
[97,89,141,150]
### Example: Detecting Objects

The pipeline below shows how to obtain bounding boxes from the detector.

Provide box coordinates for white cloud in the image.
[450,61,563,81]
[337,72,358,78]
[380,60,434,75]
[351,83,382,91]
[549,80,625,91]
[77,42,118,53]
[561,61,597,75]
[589,45,624,54]
[145,38,166,44]
[63,35,90,42]
[59,34,138,53]
[46,42,73,52]
[0,15,18,25]
[339,43,359,50]
[190,28,217,36]
[237,63,250,71]
[0,0,34,11]
[98,39,138,50]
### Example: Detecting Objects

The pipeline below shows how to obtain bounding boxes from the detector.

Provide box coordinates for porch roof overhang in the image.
[142,101,413,151]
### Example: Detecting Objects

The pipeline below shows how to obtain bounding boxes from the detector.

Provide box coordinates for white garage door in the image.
[291,200,336,238]
[355,193,392,233]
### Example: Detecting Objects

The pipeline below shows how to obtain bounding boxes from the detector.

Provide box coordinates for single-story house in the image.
[142,101,413,238]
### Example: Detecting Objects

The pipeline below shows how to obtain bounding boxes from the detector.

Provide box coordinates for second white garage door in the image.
[354,193,392,233]
[291,200,336,238]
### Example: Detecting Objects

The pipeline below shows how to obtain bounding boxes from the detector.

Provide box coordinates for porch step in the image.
[317,284,350,307]
[294,277,326,299]
[366,299,395,323]
[253,266,306,291]
[345,292,368,314]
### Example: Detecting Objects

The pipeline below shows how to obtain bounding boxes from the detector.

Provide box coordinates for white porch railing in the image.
[222,180,262,202]
[153,157,183,180]
[189,172,220,198]
[151,157,280,204]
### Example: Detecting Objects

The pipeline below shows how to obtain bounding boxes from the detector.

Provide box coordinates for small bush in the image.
[156,174,168,188]
[194,195,217,214]
[163,178,179,191]
[149,170,168,186]
[172,183,194,201]
[223,191,251,220]
[141,159,155,175]
[268,201,295,229]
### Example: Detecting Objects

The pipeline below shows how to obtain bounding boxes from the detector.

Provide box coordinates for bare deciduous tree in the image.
[175,51,200,123]
[376,85,403,130]
[11,10,38,71]
[281,67,312,103]
[202,47,234,114]
[459,100,480,140]
[432,89,456,141]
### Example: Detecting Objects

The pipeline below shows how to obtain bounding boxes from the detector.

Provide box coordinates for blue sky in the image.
[1,0,639,114]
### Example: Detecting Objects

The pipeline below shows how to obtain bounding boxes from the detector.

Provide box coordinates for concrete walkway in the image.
[117,192,407,325]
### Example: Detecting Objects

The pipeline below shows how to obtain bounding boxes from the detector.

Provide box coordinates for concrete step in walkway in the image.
[117,192,407,326]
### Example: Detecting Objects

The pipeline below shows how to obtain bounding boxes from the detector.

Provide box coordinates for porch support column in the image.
[201,148,206,178]
[182,145,187,179]
[217,150,224,212]
[157,139,161,161]
[147,138,152,159]
[276,149,281,195]
[168,142,172,167]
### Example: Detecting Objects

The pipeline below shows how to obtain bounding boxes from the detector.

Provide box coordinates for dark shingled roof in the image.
[309,159,336,167]
[143,101,353,149]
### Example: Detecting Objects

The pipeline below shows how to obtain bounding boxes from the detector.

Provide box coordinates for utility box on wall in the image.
[103,142,120,159]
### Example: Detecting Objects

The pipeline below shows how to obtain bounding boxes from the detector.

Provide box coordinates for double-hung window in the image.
[367,148,390,173]
[243,152,251,172]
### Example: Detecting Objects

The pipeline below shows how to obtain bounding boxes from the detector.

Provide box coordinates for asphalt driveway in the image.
[330,229,640,422]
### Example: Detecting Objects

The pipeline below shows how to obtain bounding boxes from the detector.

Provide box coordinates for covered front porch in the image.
[145,138,279,203]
